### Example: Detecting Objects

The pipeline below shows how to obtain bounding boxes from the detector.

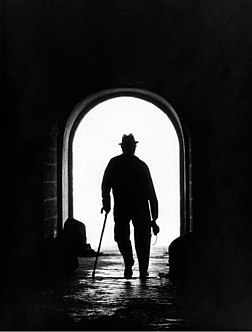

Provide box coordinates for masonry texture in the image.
[43,126,58,238]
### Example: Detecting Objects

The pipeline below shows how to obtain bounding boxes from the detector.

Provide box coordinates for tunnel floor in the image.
[5,246,205,330]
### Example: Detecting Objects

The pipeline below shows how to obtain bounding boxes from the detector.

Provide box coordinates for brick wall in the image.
[43,125,58,239]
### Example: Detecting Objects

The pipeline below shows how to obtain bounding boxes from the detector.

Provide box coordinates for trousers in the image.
[114,215,152,273]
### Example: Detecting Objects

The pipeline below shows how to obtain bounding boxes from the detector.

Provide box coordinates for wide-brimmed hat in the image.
[119,134,139,146]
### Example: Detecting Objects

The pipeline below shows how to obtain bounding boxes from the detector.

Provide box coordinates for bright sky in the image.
[72,96,180,250]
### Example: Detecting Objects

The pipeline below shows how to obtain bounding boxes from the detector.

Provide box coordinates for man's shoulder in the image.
[108,155,123,165]
[109,155,148,168]
[110,155,122,161]
[134,156,147,166]
[131,156,150,172]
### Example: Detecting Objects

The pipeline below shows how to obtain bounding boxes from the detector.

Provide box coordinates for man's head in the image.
[119,134,138,155]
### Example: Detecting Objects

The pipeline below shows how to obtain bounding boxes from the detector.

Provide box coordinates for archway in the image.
[62,89,188,249]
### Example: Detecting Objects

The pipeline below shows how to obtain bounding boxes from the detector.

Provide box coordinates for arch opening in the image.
[62,89,189,249]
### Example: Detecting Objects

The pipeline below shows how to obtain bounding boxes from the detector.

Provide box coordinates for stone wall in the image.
[43,125,58,239]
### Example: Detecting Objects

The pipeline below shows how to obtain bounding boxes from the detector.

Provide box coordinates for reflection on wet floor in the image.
[40,246,193,330]
[20,246,197,330]
[59,246,170,319]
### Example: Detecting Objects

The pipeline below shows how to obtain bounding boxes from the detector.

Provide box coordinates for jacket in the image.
[102,154,158,220]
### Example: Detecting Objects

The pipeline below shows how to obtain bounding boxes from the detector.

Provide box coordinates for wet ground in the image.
[3,246,204,330]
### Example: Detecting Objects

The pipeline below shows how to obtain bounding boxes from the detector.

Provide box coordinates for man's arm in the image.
[145,165,159,235]
[146,166,158,221]
[101,160,113,214]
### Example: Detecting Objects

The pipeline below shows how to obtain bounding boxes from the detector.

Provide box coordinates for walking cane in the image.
[92,211,108,279]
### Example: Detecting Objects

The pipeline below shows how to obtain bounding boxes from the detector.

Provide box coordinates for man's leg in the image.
[134,222,151,279]
[114,220,134,278]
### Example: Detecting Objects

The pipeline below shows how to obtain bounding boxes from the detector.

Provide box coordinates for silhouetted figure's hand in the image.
[101,206,110,214]
[151,220,160,235]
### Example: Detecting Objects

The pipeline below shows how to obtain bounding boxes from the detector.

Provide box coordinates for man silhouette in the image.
[101,134,159,279]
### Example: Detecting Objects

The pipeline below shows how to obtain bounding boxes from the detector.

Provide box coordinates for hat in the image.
[119,134,139,146]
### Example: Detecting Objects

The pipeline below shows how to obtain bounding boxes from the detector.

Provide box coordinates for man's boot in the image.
[124,258,134,279]
[139,270,149,280]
